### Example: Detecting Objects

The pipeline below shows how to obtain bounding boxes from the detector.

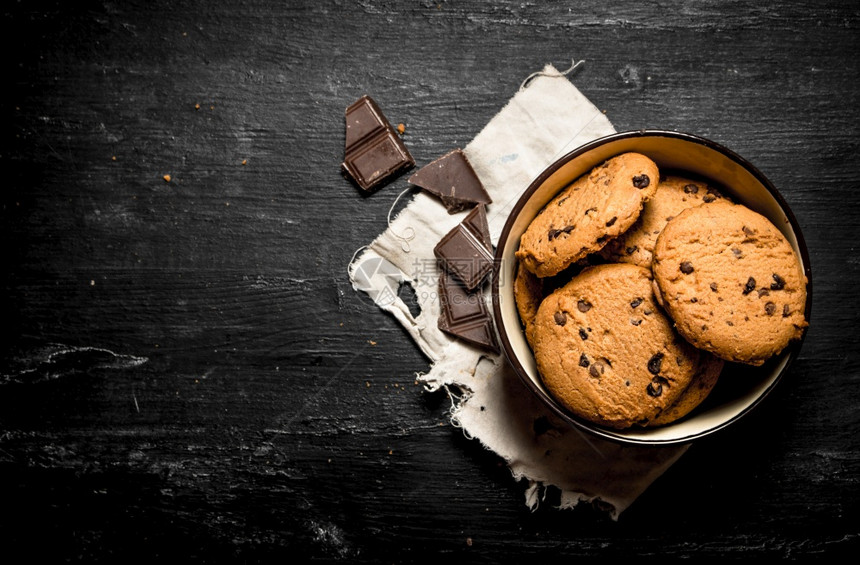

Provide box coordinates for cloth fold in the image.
[349,64,688,519]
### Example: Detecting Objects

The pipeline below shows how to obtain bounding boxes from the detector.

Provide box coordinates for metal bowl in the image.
[491,130,812,445]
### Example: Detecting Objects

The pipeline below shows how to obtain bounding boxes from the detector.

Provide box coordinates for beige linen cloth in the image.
[349,64,687,519]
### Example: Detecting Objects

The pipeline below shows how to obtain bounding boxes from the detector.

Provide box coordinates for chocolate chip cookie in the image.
[652,200,808,366]
[647,353,724,427]
[516,153,659,278]
[513,261,544,347]
[530,263,702,429]
[601,175,725,267]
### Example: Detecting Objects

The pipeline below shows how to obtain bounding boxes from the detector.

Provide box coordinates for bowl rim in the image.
[491,128,813,446]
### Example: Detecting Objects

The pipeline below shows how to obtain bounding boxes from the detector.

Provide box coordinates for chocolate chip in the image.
[579,328,588,340]
[605,216,617,227]
[589,361,605,378]
[643,309,652,316]
[557,196,569,206]
[743,225,755,236]
[632,174,650,189]
[726,320,734,326]
[732,247,742,259]
[548,225,574,241]
[683,184,699,194]
[743,277,756,295]
[625,245,638,255]
[579,353,590,367]
[703,194,716,203]
[783,304,791,317]
[647,376,668,397]
[554,311,567,326]
[690,297,698,303]
[765,302,776,316]
[584,207,597,216]
[680,261,694,274]
[771,273,786,290]
[596,235,609,244]
[631,319,642,326]
[665,215,674,222]
[757,288,770,298]
[630,297,643,308]
[647,352,664,375]
[710,282,718,292]
[577,300,592,312]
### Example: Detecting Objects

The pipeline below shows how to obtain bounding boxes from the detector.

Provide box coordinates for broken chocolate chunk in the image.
[554,311,567,326]
[710,282,718,292]
[342,95,414,192]
[577,300,592,313]
[407,148,490,213]
[632,174,650,189]
[437,271,499,354]
[757,288,770,298]
[630,297,643,309]
[579,353,590,367]
[434,205,494,291]
[605,216,617,227]
[771,273,786,290]
[679,261,694,274]
[578,328,588,340]
[743,277,756,295]
[647,352,664,375]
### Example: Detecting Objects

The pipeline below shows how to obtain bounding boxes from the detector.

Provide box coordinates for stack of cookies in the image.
[513,153,808,429]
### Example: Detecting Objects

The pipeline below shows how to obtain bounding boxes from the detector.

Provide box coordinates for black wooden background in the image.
[3,1,859,562]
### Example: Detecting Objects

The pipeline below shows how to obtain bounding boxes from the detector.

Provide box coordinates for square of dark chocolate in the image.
[434,225,494,292]
[341,95,414,192]
[344,131,413,191]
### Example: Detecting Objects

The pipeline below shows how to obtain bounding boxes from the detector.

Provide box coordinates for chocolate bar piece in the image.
[342,95,414,192]
[434,204,494,291]
[437,270,499,354]
[408,149,491,213]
